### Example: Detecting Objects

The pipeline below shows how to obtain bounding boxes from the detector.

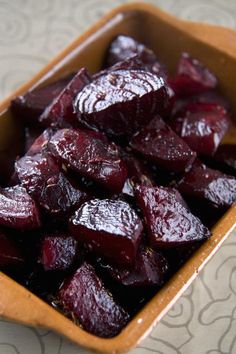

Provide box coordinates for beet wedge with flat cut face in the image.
[169,52,217,97]
[99,245,169,288]
[135,185,210,248]
[39,68,91,129]
[130,116,196,173]
[70,199,143,265]
[11,74,73,124]
[15,153,87,216]
[178,160,236,210]
[105,35,167,79]
[74,69,168,138]
[58,262,129,338]
[41,233,78,271]
[170,103,230,156]
[0,185,41,230]
[48,129,127,193]
[0,231,25,268]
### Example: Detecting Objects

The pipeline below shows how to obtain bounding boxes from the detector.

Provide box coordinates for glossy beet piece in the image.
[178,161,236,210]
[0,231,24,268]
[70,199,143,265]
[101,246,168,288]
[130,116,196,173]
[211,144,236,177]
[75,70,168,138]
[39,68,91,128]
[135,185,210,248]
[105,35,167,79]
[169,52,217,97]
[58,262,129,337]
[0,185,40,230]
[48,129,127,193]
[11,75,72,124]
[15,153,87,215]
[170,103,230,156]
[41,234,78,271]
[27,128,54,155]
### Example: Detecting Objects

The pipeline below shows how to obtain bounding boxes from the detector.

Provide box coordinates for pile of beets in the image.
[0,35,235,338]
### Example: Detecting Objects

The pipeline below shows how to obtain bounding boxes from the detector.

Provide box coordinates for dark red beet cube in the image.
[130,116,196,173]
[211,144,236,177]
[169,52,217,97]
[101,245,169,288]
[48,129,127,193]
[74,70,168,138]
[58,262,129,337]
[135,185,210,248]
[39,68,91,129]
[11,75,73,124]
[0,231,24,268]
[15,153,87,216]
[105,35,167,79]
[27,128,54,156]
[178,160,236,210]
[0,185,41,230]
[70,199,143,265]
[41,233,78,271]
[170,103,230,156]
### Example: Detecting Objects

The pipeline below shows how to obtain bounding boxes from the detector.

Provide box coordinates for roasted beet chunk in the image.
[48,129,127,192]
[0,185,40,230]
[11,75,73,124]
[170,103,230,156]
[105,35,167,78]
[39,68,91,129]
[130,116,196,173]
[0,231,24,268]
[211,144,236,176]
[58,262,129,337]
[135,185,210,248]
[169,52,217,97]
[178,161,236,210]
[101,245,168,288]
[15,153,87,215]
[41,233,78,271]
[74,70,168,138]
[70,199,143,265]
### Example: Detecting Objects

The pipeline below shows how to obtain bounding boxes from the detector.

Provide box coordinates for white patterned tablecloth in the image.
[0,1,236,353]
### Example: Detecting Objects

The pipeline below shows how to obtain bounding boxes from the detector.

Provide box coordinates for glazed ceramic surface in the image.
[0,3,236,353]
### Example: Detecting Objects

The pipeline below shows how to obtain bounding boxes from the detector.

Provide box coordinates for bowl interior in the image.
[0,5,236,352]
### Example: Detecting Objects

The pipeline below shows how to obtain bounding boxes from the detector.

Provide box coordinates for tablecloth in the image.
[0,1,236,353]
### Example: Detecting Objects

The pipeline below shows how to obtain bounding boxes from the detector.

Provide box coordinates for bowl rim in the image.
[0,3,236,354]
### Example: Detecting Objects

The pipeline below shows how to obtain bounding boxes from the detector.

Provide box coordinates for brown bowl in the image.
[0,3,236,353]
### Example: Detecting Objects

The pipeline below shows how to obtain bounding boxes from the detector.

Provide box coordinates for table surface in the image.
[1,1,236,353]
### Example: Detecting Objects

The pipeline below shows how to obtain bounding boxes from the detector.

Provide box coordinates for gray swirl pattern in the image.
[0,1,236,353]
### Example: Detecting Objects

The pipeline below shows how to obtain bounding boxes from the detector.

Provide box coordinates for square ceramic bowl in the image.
[0,3,236,353]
